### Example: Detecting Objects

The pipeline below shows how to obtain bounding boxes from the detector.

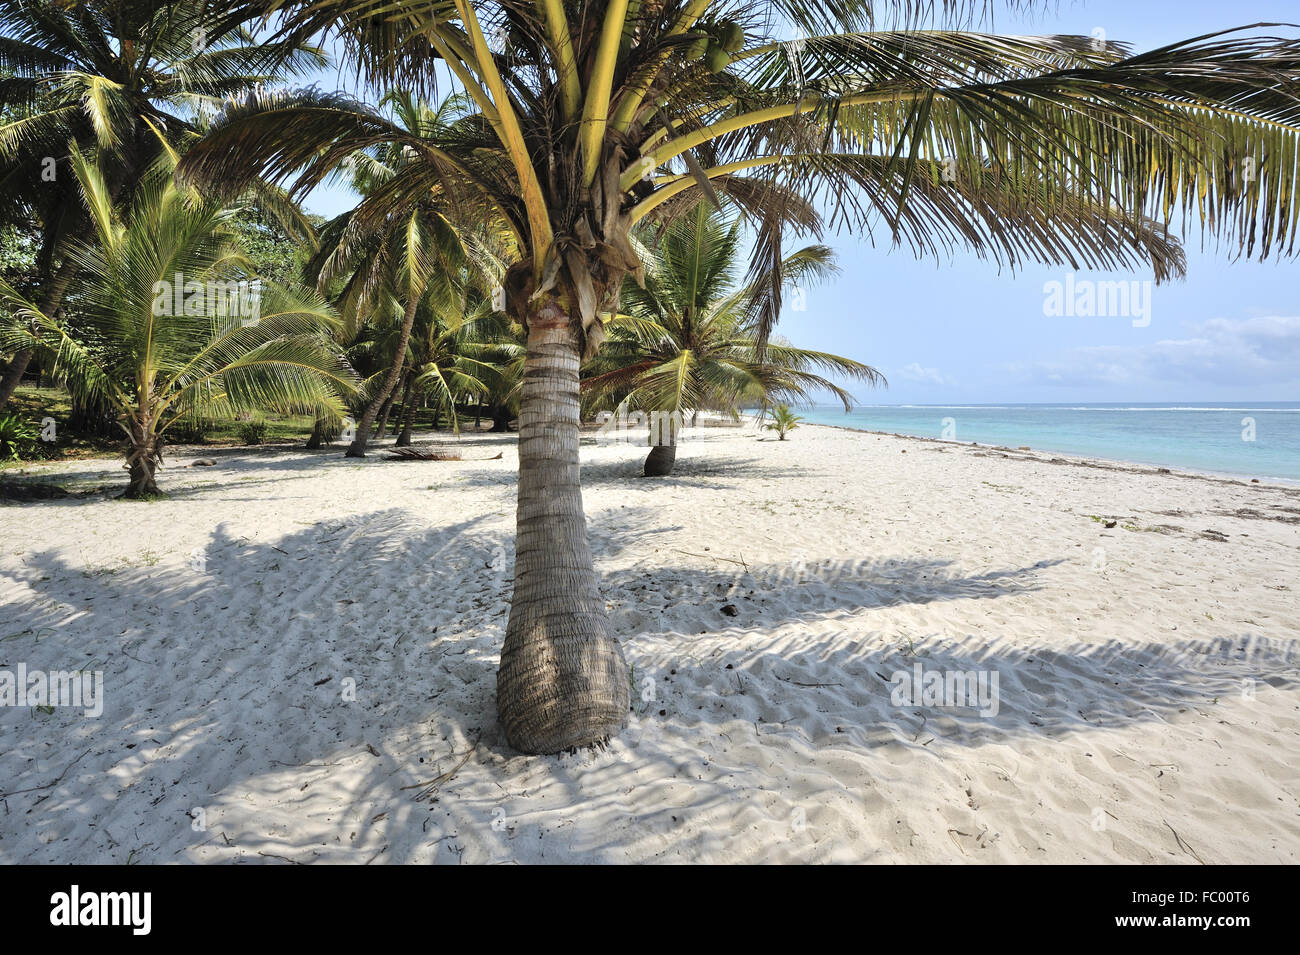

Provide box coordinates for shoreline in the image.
[795,420,1300,491]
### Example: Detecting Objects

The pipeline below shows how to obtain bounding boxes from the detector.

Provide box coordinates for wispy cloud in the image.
[1006,316,1300,388]
[896,362,950,385]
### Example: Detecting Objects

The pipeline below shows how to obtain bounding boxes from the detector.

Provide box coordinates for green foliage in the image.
[766,404,802,440]
[168,417,213,444]
[227,206,325,288]
[0,149,357,490]
[0,412,36,459]
[583,202,883,420]
[0,0,330,372]
[237,419,270,445]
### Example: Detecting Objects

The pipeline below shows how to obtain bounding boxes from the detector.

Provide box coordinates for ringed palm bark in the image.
[0,150,355,496]
[184,1,1300,753]
[0,0,327,407]
[584,201,883,475]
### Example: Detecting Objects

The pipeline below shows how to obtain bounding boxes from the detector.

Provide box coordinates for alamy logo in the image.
[50,885,151,935]
[595,409,684,446]
[0,663,103,717]
[152,273,262,326]
[889,663,1000,717]
[1043,272,1151,327]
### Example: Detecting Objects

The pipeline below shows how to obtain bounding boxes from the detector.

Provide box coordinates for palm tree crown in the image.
[0,0,327,407]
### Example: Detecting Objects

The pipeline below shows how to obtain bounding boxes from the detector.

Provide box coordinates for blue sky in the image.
[295,2,1300,405]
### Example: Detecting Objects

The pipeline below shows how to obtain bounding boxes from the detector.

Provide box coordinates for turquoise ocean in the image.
[791,403,1300,483]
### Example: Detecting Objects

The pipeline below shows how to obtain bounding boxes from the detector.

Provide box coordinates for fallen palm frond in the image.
[382,446,503,461]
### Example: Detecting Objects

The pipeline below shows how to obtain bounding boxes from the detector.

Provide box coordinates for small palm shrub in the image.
[766,404,802,440]
[0,152,355,497]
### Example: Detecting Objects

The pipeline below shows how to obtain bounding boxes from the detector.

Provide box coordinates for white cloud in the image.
[1008,315,1300,388]
[896,362,949,385]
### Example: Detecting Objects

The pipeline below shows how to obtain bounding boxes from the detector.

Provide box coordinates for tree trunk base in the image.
[122,444,163,499]
[490,405,512,432]
[120,485,165,500]
[643,443,677,476]
[306,418,334,450]
[497,622,630,754]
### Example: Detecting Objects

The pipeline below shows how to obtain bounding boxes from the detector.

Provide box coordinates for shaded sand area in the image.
[2,424,1298,863]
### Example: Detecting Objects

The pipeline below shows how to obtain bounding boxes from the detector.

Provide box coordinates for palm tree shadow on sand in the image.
[1,508,1294,863]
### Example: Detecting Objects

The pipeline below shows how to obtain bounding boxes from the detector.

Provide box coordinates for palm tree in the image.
[0,0,326,407]
[584,201,881,475]
[182,1,1300,753]
[0,150,356,496]
[765,403,800,440]
[398,296,510,442]
[300,91,494,455]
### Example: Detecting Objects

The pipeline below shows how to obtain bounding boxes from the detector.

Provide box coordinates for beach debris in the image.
[1199,529,1230,543]
[384,447,504,461]
[0,747,92,799]
[719,603,739,616]
[402,738,480,802]
[1103,520,1117,529]
[777,674,843,688]
[1162,818,1208,864]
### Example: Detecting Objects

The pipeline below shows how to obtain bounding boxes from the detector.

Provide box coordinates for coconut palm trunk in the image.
[123,414,163,499]
[396,401,416,444]
[395,371,415,445]
[346,297,417,457]
[643,443,677,476]
[306,413,331,449]
[0,350,32,409]
[374,390,396,437]
[643,412,681,476]
[497,304,629,753]
[490,404,511,432]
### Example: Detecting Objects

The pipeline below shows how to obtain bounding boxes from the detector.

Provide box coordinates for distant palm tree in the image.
[0,0,326,407]
[183,1,1300,753]
[302,91,502,455]
[400,302,496,439]
[0,151,355,496]
[584,201,881,475]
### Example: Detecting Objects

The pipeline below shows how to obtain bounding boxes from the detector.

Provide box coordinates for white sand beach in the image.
[2,424,1298,864]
